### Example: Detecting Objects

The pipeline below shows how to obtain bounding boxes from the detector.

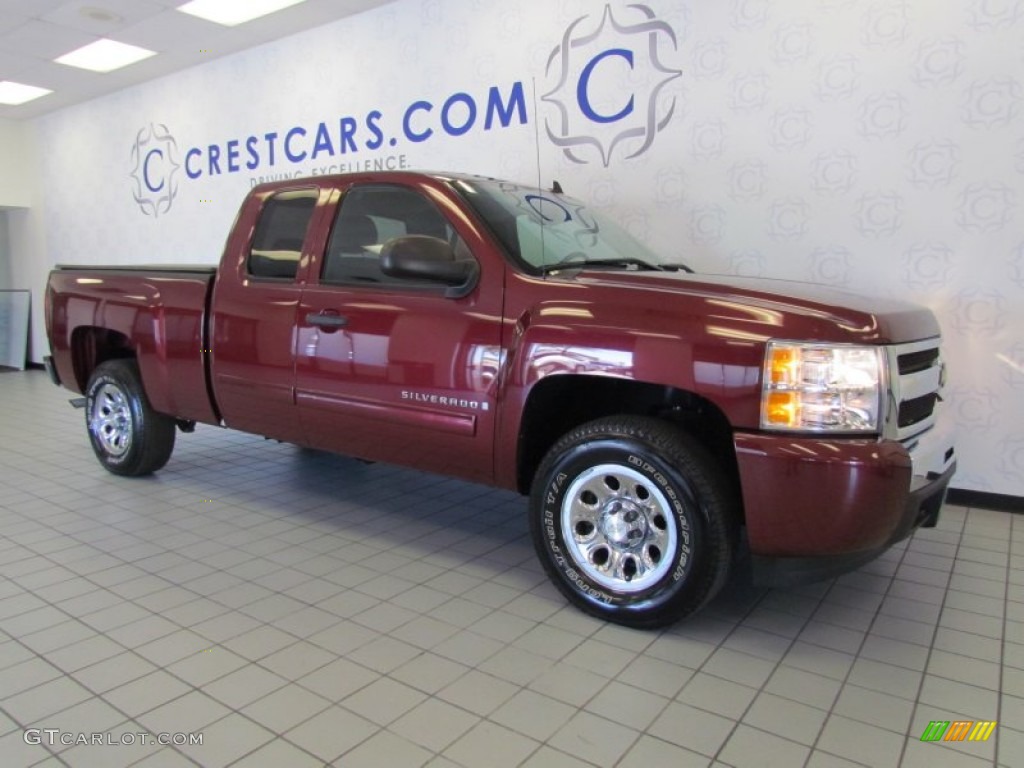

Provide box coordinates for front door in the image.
[295,180,504,483]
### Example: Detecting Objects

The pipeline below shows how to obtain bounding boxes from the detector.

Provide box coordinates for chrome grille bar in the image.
[884,338,944,443]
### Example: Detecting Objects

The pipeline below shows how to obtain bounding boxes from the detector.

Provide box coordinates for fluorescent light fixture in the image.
[0,81,52,105]
[55,39,156,73]
[177,0,308,26]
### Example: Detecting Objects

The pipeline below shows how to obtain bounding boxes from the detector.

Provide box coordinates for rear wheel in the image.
[529,416,737,628]
[85,359,175,476]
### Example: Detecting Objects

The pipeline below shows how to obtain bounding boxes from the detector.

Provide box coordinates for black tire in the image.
[85,359,176,476]
[529,416,737,629]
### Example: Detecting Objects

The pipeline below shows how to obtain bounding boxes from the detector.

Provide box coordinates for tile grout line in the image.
[895,507,978,767]
[801,514,961,768]
[992,511,1016,768]
[640,579,832,767]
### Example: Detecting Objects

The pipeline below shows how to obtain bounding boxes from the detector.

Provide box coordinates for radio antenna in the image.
[531,77,547,277]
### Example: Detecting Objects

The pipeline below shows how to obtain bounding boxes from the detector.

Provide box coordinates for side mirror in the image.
[380,235,478,298]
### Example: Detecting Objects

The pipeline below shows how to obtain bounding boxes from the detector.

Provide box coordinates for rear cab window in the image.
[247,189,319,279]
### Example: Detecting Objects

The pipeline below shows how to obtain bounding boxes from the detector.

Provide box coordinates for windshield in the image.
[451,178,682,274]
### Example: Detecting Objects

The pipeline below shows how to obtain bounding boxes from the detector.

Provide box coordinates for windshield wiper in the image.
[538,257,666,275]
[658,262,695,273]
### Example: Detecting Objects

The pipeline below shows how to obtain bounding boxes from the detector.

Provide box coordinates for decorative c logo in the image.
[542,4,681,167]
[129,123,181,218]
[577,49,635,124]
[143,149,164,193]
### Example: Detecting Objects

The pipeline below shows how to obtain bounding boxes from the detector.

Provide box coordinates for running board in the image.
[69,397,86,408]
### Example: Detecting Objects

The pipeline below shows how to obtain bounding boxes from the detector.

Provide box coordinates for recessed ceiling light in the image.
[79,7,123,24]
[55,39,156,73]
[177,0,308,27]
[0,81,53,106]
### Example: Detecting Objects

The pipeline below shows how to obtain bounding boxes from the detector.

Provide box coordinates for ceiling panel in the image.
[0,11,26,35]
[40,0,170,34]
[114,9,229,50]
[0,48,27,75]
[0,19,94,58]
[13,58,100,90]
[0,0,397,121]
[0,0,65,14]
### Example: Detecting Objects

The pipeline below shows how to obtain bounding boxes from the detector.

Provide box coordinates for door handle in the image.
[306,312,349,330]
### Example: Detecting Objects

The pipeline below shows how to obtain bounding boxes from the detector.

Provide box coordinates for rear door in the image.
[295,178,504,483]
[210,186,329,442]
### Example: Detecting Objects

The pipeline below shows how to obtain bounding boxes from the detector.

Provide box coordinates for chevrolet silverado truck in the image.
[44,171,956,628]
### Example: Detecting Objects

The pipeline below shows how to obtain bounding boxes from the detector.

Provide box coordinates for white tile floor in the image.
[0,368,1020,767]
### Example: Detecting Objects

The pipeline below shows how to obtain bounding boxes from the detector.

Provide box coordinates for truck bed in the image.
[53,264,217,274]
[46,264,219,426]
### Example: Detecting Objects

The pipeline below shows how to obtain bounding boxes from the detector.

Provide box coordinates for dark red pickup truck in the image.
[45,171,956,627]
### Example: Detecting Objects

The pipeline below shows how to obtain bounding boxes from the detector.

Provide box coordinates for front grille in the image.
[898,393,939,428]
[898,348,939,375]
[885,338,944,442]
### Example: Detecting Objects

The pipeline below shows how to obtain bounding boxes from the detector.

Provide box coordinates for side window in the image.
[248,189,318,279]
[322,185,468,286]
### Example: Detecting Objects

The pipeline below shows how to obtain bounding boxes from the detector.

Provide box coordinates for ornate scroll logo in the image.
[129,123,181,218]
[542,4,682,167]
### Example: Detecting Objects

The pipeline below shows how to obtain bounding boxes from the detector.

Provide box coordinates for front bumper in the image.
[734,427,956,588]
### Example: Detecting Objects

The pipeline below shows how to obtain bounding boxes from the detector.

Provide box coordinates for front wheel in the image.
[529,416,737,628]
[85,359,176,476]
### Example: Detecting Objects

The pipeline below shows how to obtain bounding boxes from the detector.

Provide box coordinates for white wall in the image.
[17,0,1024,496]
[0,118,32,208]
[1,116,30,291]
[3,116,46,360]
[0,213,10,288]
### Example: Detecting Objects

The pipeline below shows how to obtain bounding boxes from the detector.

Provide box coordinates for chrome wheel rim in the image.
[561,463,678,593]
[90,383,132,457]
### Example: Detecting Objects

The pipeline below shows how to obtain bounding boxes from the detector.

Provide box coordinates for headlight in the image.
[761,341,883,433]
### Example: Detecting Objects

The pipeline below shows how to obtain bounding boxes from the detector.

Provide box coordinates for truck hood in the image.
[568,270,940,344]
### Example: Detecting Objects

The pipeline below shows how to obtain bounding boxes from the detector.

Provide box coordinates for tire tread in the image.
[86,359,176,476]
[530,415,738,628]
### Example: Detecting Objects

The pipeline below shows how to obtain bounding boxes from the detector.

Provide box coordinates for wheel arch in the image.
[70,326,136,392]
[516,374,744,524]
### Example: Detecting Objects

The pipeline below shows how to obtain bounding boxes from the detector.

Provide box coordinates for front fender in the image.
[493,291,764,489]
